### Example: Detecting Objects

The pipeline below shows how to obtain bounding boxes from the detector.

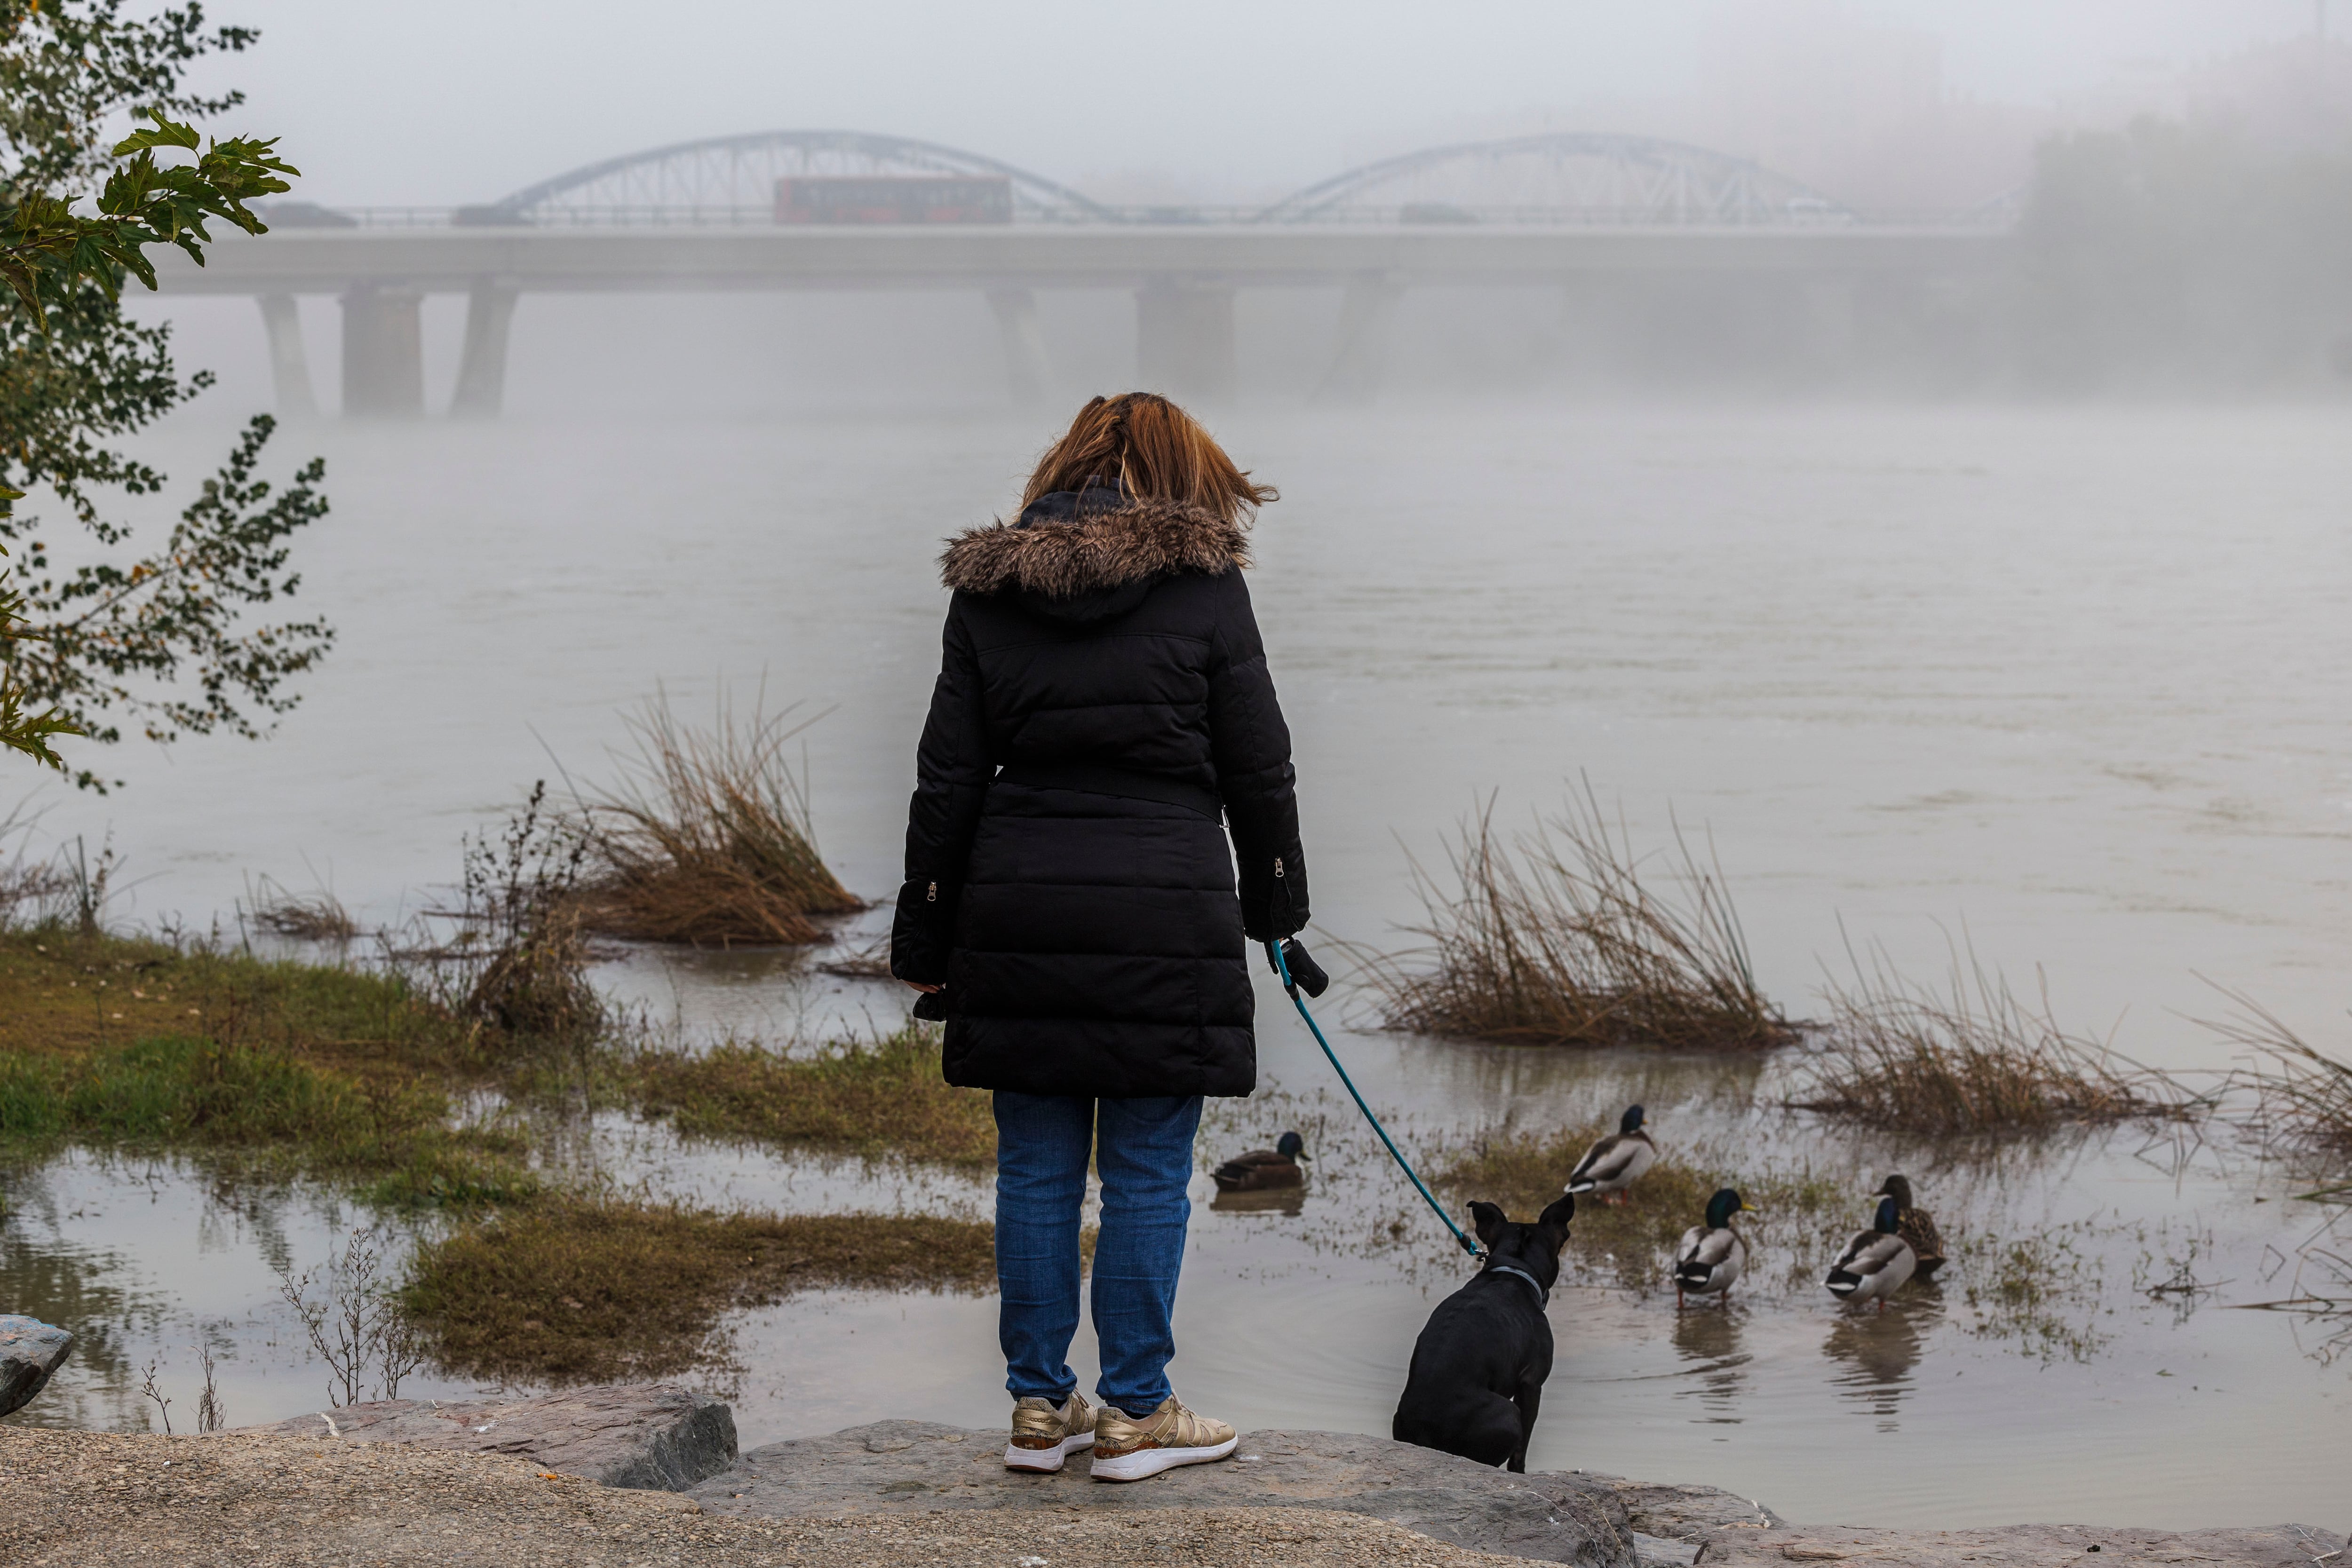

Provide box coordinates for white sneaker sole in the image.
[1003,1432,1095,1473]
[1088,1435,1239,1482]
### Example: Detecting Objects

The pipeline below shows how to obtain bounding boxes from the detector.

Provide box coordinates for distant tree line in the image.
[2018,118,2352,391]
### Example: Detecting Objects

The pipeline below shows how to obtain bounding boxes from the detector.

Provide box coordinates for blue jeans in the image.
[993,1091,1203,1418]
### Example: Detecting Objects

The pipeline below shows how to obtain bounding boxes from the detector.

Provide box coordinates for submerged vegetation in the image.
[628,1022,995,1169]
[1363,787,1793,1051]
[402,1198,996,1382]
[1790,944,2200,1133]
[1432,1120,1850,1293]
[572,693,862,947]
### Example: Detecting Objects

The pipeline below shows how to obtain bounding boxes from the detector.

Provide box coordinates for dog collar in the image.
[1486,1263,1550,1307]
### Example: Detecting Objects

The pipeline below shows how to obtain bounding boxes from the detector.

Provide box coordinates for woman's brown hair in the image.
[1020,393,1277,526]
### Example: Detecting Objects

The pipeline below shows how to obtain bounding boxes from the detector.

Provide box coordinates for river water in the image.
[5,400,2350,1530]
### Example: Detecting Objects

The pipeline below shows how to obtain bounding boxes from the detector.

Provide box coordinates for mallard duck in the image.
[1565,1105,1657,1206]
[1826,1195,1917,1312]
[1673,1188,1756,1308]
[1213,1130,1307,1192]
[1873,1174,1944,1278]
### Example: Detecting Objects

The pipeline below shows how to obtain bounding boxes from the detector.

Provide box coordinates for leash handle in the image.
[1269,939,1484,1261]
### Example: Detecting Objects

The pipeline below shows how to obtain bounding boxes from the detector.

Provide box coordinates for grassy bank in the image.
[626,1022,996,1169]
[402,1197,997,1381]
[0,927,536,1206]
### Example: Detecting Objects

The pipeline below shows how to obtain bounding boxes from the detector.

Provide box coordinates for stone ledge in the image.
[233,1381,736,1490]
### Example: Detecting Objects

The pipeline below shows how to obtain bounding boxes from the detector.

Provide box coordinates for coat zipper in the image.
[926,881,938,903]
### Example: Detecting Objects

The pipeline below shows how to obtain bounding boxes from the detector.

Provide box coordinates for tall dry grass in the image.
[1361,785,1793,1050]
[2196,986,2352,1175]
[1791,939,2196,1132]
[572,692,862,947]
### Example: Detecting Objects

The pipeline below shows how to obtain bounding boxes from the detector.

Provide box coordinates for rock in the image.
[235,1382,735,1491]
[0,1315,74,1417]
[690,1420,1738,1566]
[1692,1521,2346,1567]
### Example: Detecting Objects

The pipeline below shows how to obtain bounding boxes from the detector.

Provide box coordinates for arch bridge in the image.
[185,130,2002,415]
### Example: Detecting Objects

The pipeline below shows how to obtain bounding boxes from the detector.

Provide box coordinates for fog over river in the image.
[7,397,2350,1529]
[34,399,2352,1065]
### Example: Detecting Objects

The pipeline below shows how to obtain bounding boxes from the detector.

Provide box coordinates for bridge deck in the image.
[153,224,2010,295]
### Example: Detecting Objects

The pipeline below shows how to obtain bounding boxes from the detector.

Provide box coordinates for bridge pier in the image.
[1136,279,1236,404]
[255,295,317,419]
[452,280,520,418]
[340,284,425,418]
[985,287,1051,404]
[1314,272,1400,404]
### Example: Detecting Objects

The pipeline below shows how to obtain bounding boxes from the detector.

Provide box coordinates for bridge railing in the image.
[271,203,2018,232]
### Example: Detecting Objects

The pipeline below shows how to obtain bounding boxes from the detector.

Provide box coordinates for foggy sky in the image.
[190,0,2328,207]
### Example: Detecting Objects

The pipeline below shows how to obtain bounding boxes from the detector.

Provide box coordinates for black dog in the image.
[1391,1195,1574,1473]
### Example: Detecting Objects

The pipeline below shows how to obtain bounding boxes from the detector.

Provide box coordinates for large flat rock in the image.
[236,1381,736,1490]
[1694,1521,2345,1567]
[0,1314,75,1417]
[691,1420,1773,1566]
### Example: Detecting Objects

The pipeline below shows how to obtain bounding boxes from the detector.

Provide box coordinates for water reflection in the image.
[1669,1301,1749,1424]
[1822,1289,1941,1432]
[1211,1186,1308,1217]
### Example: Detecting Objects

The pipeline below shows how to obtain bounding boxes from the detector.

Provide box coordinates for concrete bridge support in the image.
[255,295,317,419]
[340,285,425,418]
[985,287,1052,405]
[451,281,520,418]
[1314,272,1401,404]
[1136,279,1236,404]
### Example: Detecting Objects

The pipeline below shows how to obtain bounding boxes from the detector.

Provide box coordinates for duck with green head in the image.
[1672,1188,1757,1309]
[1213,1130,1308,1192]
[1873,1174,1944,1278]
[1826,1195,1918,1312]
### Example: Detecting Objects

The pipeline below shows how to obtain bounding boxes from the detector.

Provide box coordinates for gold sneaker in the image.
[1087,1395,1238,1482]
[1004,1393,1097,1473]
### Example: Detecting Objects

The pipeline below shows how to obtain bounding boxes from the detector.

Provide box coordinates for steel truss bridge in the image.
[151,130,2012,415]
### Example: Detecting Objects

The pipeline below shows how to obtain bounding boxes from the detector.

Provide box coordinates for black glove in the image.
[1266,937,1329,999]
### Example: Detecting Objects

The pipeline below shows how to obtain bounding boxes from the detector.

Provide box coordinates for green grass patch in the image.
[0,925,480,1077]
[402,1196,997,1382]
[0,1032,534,1207]
[627,1022,996,1169]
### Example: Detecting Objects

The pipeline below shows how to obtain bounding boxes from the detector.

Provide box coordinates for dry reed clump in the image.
[2195,986,2352,1179]
[246,874,358,943]
[1791,942,2196,1133]
[628,1021,996,1169]
[400,1197,996,1383]
[571,693,862,948]
[1362,785,1793,1050]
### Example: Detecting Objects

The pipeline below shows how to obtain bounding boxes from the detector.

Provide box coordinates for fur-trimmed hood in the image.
[940,498,1250,608]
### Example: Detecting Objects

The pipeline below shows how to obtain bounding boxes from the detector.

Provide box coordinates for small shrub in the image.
[448,783,602,1039]
[573,691,862,947]
[1362,784,1793,1050]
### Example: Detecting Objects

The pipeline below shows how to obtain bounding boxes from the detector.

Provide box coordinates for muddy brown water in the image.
[6,403,2351,1529]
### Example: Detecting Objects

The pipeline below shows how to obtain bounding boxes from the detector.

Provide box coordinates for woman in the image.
[891,393,1310,1483]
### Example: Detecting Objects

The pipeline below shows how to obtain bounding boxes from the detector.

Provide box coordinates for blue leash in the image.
[1267,939,1484,1261]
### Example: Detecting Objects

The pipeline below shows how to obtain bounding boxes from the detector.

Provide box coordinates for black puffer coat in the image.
[890,487,1310,1099]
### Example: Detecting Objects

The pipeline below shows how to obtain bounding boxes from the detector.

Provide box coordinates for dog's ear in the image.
[1536,1194,1575,1254]
[1469,1201,1507,1247]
